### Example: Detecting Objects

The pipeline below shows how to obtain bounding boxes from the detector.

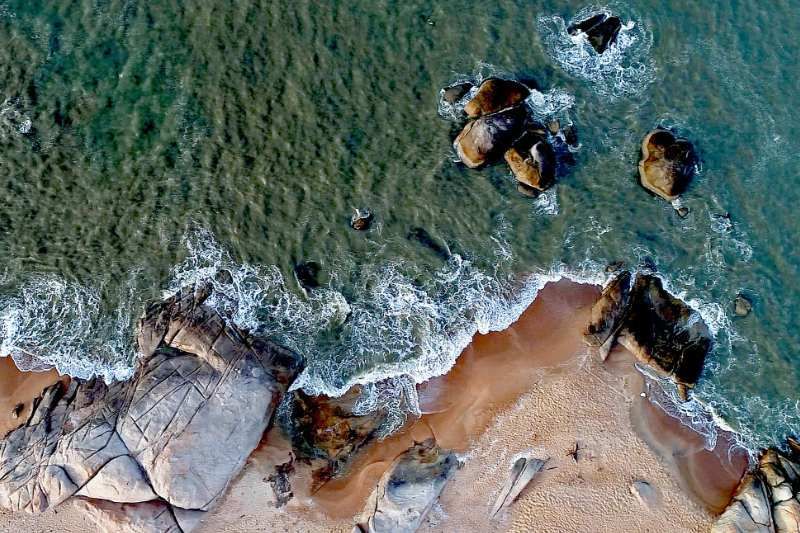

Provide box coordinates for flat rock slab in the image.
[0,284,302,531]
[491,454,547,517]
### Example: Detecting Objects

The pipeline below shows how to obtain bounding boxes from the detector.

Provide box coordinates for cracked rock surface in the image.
[714,439,800,533]
[0,283,302,532]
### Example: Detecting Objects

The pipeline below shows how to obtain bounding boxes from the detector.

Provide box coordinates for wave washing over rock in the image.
[537,4,655,99]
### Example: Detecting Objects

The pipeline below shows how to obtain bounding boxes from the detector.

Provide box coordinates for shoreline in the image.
[0,278,748,532]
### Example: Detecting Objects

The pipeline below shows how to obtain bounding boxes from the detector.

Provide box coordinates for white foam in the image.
[537,5,655,100]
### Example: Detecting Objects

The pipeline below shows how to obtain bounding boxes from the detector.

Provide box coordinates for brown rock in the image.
[583,270,633,352]
[734,294,753,317]
[504,138,556,191]
[351,208,374,231]
[441,82,473,105]
[464,78,530,118]
[639,129,697,201]
[454,105,528,168]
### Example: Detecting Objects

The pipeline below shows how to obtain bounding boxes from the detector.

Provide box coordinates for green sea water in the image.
[0,0,798,449]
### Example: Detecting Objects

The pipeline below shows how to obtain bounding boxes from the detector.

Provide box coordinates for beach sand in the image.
[0,280,747,532]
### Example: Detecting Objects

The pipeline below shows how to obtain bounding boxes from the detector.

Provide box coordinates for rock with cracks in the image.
[0,283,302,532]
[714,438,800,533]
[359,439,457,533]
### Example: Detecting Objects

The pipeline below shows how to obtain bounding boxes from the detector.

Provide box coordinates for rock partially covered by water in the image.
[584,272,712,399]
[567,12,623,54]
[0,284,302,531]
[464,78,530,118]
[454,105,529,168]
[359,439,457,533]
[504,131,556,192]
[714,439,800,533]
[639,129,698,201]
[441,82,474,106]
[351,208,374,231]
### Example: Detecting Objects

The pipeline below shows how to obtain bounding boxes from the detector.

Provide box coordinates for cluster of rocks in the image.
[444,77,576,196]
[584,270,712,400]
[714,439,800,532]
[0,284,303,531]
[567,12,623,54]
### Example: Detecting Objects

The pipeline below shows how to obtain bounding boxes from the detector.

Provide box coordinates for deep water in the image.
[0,0,798,450]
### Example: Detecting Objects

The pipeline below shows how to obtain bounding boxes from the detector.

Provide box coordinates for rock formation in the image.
[454,104,529,168]
[638,129,698,201]
[714,438,800,532]
[464,78,530,118]
[584,271,712,400]
[0,283,302,531]
[358,439,457,533]
[504,131,556,192]
[490,454,547,517]
[440,82,474,106]
[567,12,623,54]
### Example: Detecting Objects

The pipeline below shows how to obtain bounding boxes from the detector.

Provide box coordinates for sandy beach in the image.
[0,280,747,532]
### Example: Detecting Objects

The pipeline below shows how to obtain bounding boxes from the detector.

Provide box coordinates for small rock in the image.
[734,294,752,317]
[605,261,625,273]
[294,261,321,291]
[464,78,530,118]
[676,206,690,218]
[11,403,23,420]
[504,132,556,191]
[548,120,561,135]
[266,459,295,508]
[490,455,547,517]
[638,129,697,201]
[214,269,234,285]
[630,480,659,509]
[568,13,623,54]
[441,82,473,105]
[350,208,374,231]
[516,182,539,198]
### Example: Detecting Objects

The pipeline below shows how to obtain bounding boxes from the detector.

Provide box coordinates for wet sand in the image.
[0,356,65,438]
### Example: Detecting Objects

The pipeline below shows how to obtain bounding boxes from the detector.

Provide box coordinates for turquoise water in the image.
[0,0,798,450]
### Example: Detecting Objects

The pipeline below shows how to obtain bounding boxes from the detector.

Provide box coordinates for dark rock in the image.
[583,270,633,352]
[567,13,623,54]
[407,227,450,260]
[10,403,23,420]
[516,182,539,198]
[464,78,530,118]
[214,268,234,285]
[619,275,712,399]
[267,459,295,508]
[0,284,303,531]
[639,129,698,201]
[504,137,556,191]
[639,256,658,273]
[454,105,529,168]
[714,442,800,532]
[294,261,321,291]
[605,261,626,273]
[361,439,457,533]
[441,82,473,105]
[351,208,374,231]
[677,206,690,218]
[734,294,753,317]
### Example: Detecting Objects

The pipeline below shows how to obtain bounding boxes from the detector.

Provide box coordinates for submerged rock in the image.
[294,261,321,291]
[504,132,556,191]
[567,12,623,54]
[0,284,302,531]
[638,129,698,201]
[407,226,450,260]
[585,272,712,399]
[714,440,800,533]
[360,439,457,533]
[464,78,530,118]
[441,82,474,105]
[454,104,529,168]
[490,454,547,517]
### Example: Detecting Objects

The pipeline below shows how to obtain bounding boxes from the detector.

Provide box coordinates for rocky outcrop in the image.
[504,131,556,192]
[440,82,474,106]
[714,439,800,533]
[638,129,698,201]
[567,12,623,54]
[584,271,712,399]
[454,104,529,168]
[358,439,457,533]
[464,78,530,118]
[490,454,547,517]
[0,284,302,531]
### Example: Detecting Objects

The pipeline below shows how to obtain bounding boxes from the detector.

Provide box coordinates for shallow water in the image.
[0,0,798,450]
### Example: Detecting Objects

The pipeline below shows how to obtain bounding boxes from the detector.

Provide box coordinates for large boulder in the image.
[464,78,530,118]
[619,275,712,399]
[567,12,623,54]
[714,439,800,533]
[359,439,457,533]
[454,105,528,168]
[638,129,698,201]
[504,132,557,191]
[585,272,712,399]
[0,284,302,531]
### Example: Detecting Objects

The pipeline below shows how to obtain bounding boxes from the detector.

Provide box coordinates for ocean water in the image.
[0,0,798,451]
